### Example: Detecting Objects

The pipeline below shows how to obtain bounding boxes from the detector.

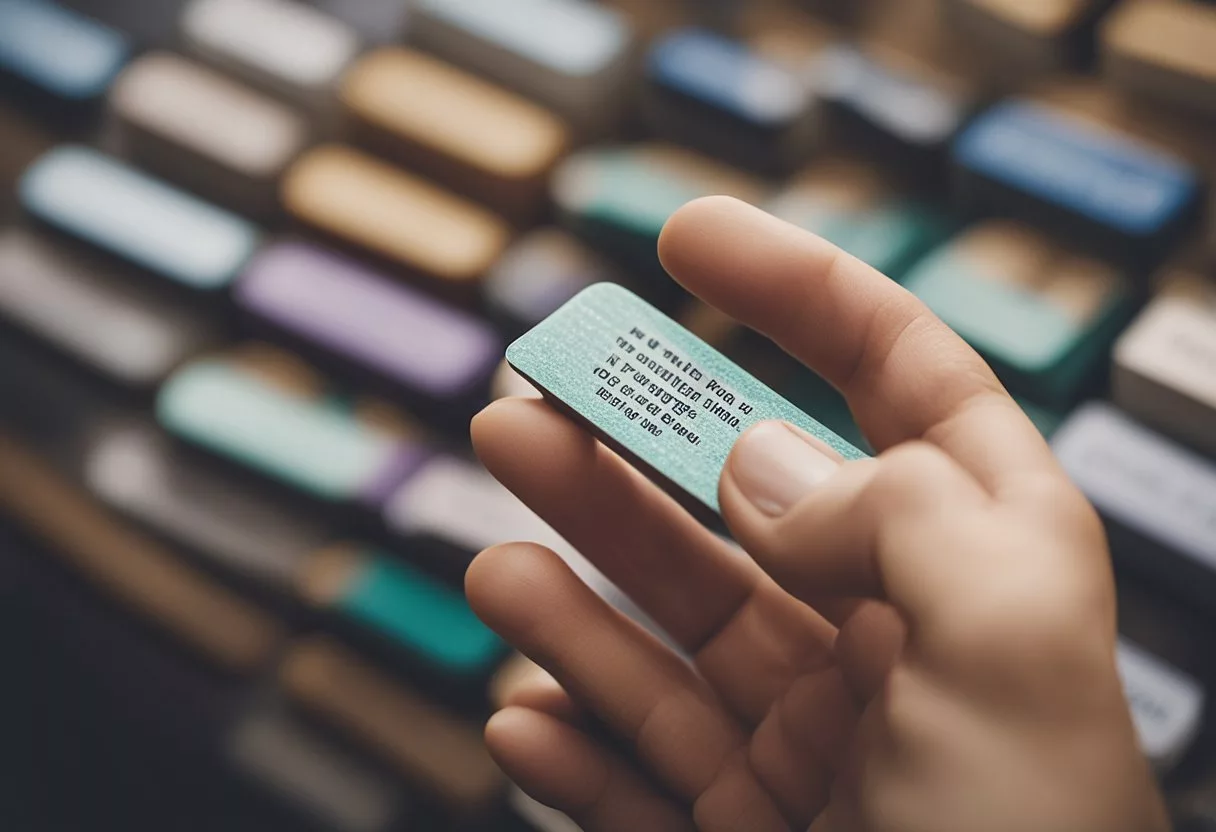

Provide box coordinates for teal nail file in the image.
[506,283,868,523]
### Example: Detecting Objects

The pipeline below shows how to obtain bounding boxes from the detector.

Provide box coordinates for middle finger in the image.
[466,541,789,831]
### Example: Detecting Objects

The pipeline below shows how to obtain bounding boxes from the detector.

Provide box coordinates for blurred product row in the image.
[0,0,1214,829]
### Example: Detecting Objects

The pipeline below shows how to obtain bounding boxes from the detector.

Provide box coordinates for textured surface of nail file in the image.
[507,283,867,519]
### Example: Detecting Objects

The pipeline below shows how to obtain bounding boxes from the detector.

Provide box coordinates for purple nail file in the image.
[236,241,503,402]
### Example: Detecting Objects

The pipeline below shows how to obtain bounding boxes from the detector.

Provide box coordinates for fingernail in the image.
[728,422,840,516]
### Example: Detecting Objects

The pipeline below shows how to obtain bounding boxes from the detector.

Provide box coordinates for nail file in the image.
[507,283,868,523]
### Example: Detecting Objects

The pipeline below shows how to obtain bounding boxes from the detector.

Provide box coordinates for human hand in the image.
[466,197,1169,832]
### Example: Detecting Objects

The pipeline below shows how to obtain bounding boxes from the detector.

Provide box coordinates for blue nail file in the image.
[507,283,868,522]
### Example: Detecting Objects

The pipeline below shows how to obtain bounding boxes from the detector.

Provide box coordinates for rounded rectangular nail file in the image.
[507,283,868,524]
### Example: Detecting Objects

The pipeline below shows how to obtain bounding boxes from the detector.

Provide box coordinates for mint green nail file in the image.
[507,283,868,522]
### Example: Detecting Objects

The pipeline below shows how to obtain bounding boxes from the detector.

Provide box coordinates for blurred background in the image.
[0,0,1214,828]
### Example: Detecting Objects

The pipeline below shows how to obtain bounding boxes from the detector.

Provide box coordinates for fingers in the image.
[833,601,907,703]
[473,398,837,724]
[466,542,788,829]
[748,667,859,826]
[472,397,753,650]
[659,197,1058,494]
[492,654,582,722]
[487,707,695,832]
[721,424,989,626]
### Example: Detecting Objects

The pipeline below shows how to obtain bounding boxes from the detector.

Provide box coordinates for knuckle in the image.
[635,690,738,797]
[693,748,786,832]
[879,441,952,476]
[869,441,952,503]
[1006,472,1108,545]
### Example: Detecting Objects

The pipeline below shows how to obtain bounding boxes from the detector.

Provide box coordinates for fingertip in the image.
[485,706,541,760]
[463,538,522,585]
[491,653,561,710]
[471,396,591,479]
[465,542,531,619]
[483,708,612,820]
[504,674,578,721]
[465,543,567,635]
[470,397,533,457]
[485,706,586,782]
[659,196,835,336]
[661,193,743,235]
[658,195,755,279]
[484,707,568,789]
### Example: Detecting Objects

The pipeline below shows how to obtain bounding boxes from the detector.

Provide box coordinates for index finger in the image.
[658,196,1060,495]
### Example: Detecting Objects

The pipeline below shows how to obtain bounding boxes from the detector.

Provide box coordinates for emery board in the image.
[506,283,868,525]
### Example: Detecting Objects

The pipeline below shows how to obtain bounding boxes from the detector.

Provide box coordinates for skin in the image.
[466,196,1170,832]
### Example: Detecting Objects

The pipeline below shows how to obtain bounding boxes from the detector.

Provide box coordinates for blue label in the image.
[953,101,1200,236]
[0,0,128,99]
[649,28,805,127]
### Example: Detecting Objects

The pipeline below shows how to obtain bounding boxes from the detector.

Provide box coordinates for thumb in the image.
[719,421,988,624]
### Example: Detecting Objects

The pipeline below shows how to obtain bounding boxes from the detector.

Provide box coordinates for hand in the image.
[466,197,1169,832]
